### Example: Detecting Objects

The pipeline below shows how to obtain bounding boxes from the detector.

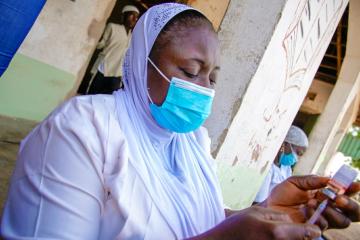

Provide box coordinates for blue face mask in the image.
[147,57,215,133]
[279,145,298,166]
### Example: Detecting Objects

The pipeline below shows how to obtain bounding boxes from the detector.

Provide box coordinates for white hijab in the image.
[113,3,225,238]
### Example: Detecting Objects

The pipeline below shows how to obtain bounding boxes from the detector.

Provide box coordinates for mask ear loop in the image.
[289,144,295,154]
[147,57,171,83]
[147,57,171,104]
[147,89,154,104]
[289,144,299,162]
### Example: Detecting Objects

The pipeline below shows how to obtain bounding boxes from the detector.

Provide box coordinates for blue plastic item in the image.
[0,0,46,77]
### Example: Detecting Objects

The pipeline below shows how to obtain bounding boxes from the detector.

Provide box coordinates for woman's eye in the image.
[181,68,198,79]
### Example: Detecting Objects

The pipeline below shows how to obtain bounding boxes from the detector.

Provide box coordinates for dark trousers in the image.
[87,71,122,94]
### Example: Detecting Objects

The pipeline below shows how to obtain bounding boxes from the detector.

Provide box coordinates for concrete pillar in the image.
[294,0,360,175]
[208,0,349,209]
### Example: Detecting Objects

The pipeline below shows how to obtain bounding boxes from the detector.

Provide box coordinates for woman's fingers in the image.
[308,194,359,229]
[253,206,322,240]
[316,215,329,230]
[345,182,360,196]
[334,195,360,221]
[267,176,329,210]
[248,206,321,240]
[209,206,322,240]
[323,204,351,228]
[271,222,321,240]
[306,207,329,230]
[288,175,330,191]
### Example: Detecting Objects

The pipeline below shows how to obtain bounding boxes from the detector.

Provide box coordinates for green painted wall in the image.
[338,133,360,160]
[217,162,264,209]
[0,54,75,121]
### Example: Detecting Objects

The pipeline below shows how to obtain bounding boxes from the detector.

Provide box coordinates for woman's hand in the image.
[189,206,321,240]
[264,175,360,229]
[263,175,329,223]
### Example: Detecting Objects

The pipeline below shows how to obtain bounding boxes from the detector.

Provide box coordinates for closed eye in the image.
[180,68,198,79]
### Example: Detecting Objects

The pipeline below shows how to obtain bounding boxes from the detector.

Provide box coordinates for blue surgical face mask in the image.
[279,144,298,166]
[147,57,215,133]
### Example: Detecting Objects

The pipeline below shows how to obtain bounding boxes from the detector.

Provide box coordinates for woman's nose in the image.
[196,76,212,89]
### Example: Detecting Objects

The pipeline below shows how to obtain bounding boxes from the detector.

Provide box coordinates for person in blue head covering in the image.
[1,3,359,240]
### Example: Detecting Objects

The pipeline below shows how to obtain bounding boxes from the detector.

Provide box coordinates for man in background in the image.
[87,5,139,94]
[254,125,309,203]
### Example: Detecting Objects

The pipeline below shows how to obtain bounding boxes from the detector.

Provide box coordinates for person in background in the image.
[87,5,139,94]
[254,125,308,203]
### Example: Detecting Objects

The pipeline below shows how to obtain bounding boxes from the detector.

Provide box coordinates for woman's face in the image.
[147,25,220,105]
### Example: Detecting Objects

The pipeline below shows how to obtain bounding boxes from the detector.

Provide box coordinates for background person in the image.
[87,5,139,94]
[254,125,308,203]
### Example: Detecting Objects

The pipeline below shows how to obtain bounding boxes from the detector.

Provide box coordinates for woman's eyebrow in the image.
[187,58,205,65]
[187,58,221,70]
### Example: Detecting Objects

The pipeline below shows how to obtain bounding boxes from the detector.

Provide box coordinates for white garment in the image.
[96,23,131,77]
[97,61,105,74]
[254,163,292,203]
[116,3,225,238]
[1,95,223,239]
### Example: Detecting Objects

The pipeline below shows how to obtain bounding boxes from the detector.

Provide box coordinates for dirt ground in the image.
[0,116,35,213]
[0,141,18,214]
[323,222,360,240]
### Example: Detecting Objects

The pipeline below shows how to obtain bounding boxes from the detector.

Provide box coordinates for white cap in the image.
[284,125,309,148]
[122,5,139,14]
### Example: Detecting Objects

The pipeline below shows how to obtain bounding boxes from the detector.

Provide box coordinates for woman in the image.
[255,125,308,203]
[1,3,359,239]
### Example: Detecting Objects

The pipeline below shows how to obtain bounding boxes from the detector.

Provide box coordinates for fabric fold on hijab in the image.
[113,3,225,238]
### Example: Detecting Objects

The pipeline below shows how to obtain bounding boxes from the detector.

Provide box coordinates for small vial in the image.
[322,165,358,198]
